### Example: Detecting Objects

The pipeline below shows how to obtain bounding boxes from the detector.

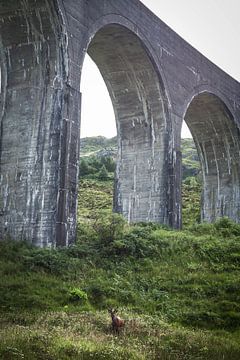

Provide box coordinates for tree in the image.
[98,165,109,180]
[80,159,90,176]
[101,156,116,172]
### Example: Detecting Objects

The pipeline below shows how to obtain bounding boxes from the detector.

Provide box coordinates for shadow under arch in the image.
[81,23,173,225]
[184,91,240,223]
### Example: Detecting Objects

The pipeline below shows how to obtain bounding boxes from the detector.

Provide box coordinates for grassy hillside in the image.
[80,136,117,157]
[1,217,240,359]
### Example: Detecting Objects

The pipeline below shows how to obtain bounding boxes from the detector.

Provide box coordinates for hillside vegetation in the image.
[1,137,240,359]
[1,216,240,359]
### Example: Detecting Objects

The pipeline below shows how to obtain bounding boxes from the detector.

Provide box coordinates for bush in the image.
[214,217,240,237]
[92,212,126,246]
[69,288,88,303]
[86,281,110,307]
[183,176,201,187]
[23,249,70,275]
[112,231,154,258]
[101,157,116,172]
[98,165,109,180]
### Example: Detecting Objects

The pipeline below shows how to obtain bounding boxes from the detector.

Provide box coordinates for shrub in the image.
[98,165,109,180]
[23,249,70,275]
[69,288,88,303]
[112,232,153,258]
[214,217,240,237]
[183,176,201,187]
[92,212,126,245]
[86,282,110,307]
[100,156,116,172]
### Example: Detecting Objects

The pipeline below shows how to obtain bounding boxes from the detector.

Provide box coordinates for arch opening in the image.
[80,24,170,224]
[80,54,116,138]
[181,121,201,227]
[184,92,240,223]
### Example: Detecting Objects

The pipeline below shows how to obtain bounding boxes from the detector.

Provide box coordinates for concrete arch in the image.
[184,91,240,222]
[81,22,173,225]
[80,13,171,110]
[183,85,238,125]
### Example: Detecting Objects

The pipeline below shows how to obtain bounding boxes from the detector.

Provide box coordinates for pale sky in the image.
[80,0,240,139]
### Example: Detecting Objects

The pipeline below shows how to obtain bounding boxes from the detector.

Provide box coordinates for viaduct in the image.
[0,0,240,247]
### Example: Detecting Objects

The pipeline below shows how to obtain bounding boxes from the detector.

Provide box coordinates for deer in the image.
[108,308,125,334]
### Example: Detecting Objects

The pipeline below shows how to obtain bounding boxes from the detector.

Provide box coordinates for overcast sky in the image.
[80,0,240,139]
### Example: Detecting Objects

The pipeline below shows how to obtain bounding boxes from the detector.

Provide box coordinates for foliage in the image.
[100,156,116,172]
[90,212,126,250]
[79,156,115,179]
[182,176,201,227]
[79,158,93,176]
[1,223,240,358]
[1,215,240,358]
[98,164,109,180]
[77,179,113,221]
[181,138,200,179]
[69,288,88,303]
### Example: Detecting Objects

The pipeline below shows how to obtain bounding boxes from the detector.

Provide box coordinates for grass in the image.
[77,179,113,221]
[1,216,240,358]
[1,311,240,359]
[182,178,201,227]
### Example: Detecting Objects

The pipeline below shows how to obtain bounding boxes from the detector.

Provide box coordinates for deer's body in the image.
[108,308,125,333]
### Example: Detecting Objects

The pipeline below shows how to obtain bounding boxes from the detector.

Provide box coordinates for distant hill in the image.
[80,136,117,158]
[80,136,200,179]
[181,138,200,179]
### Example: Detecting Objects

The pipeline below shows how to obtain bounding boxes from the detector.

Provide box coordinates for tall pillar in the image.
[0,0,80,246]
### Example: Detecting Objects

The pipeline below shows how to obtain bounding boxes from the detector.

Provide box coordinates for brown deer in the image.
[108,308,125,334]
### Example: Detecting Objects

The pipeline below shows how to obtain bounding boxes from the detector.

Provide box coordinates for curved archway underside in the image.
[185,93,240,222]
[87,25,170,224]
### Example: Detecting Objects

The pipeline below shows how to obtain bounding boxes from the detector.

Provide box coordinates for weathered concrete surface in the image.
[0,0,80,246]
[0,0,240,246]
[185,93,240,222]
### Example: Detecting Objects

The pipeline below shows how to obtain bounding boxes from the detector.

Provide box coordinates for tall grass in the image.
[1,216,240,358]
